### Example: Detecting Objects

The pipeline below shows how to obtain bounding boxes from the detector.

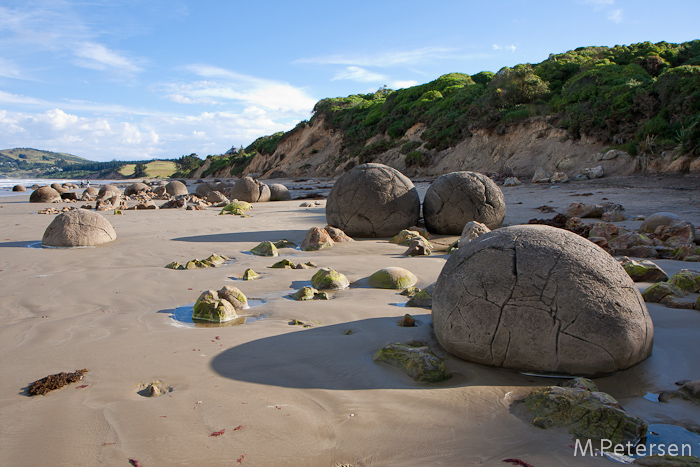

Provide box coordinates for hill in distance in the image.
[0,148,88,165]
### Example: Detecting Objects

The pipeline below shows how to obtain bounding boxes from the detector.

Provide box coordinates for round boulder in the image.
[42,209,117,247]
[30,186,61,203]
[124,182,149,196]
[227,177,268,203]
[639,212,681,233]
[367,267,418,289]
[432,224,653,377]
[50,183,68,194]
[98,184,121,197]
[12,185,26,192]
[423,171,505,234]
[269,183,291,201]
[195,182,215,198]
[165,180,188,197]
[326,163,420,237]
[82,187,99,199]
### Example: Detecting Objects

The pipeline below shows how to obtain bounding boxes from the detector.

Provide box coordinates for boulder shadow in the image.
[172,229,309,244]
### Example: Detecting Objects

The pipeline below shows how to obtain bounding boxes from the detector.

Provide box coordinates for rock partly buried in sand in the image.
[138,380,172,397]
[641,282,685,303]
[219,201,252,216]
[227,177,269,203]
[503,177,521,187]
[367,267,418,289]
[311,268,349,290]
[301,227,334,251]
[390,229,431,247]
[42,209,117,247]
[372,342,451,383]
[193,287,247,323]
[165,180,188,197]
[28,369,88,396]
[30,186,61,203]
[290,286,329,301]
[165,254,228,270]
[326,163,420,237]
[406,283,435,308]
[516,381,647,446]
[667,269,700,293]
[423,171,505,234]
[270,259,296,269]
[432,224,654,376]
[403,237,432,256]
[242,268,260,280]
[399,314,415,327]
[620,258,669,282]
[269,183,291,201]
[324,225,353,243]
[250,241,278,257]
[12,184,26,192]
[124,182,149,196]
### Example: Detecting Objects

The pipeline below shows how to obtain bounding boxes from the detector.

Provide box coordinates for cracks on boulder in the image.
[560,330,617,365]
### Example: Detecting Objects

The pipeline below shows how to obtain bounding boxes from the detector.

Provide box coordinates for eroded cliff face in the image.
[237,116,697,180]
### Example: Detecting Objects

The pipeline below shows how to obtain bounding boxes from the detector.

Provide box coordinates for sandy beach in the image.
[2,174,700,466]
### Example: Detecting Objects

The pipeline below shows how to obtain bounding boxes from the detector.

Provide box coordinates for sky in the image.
[0,0,698,162]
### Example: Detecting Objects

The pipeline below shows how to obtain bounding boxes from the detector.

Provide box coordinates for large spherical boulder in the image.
[124,182,149,196]
[98,184,121,198]
[165,180,188,197]
[269,183,291,201]
[42,209,117,247]
[12,185,26,192]
[195,182,215,198]
[639,212,681,233]
[423,171,505,234]
[226,177,268,203]
[326,163,420,237]
[82,187,99,199]
[50,183,68,194]
[432,224,653,377]
[30,186,61,203]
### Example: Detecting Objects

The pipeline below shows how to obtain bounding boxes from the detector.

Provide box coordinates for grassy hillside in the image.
[250,40,700,169]
[118,160,178,178]
[0,148,87,165]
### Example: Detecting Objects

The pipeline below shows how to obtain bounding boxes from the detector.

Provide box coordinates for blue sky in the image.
[0,0,698,162]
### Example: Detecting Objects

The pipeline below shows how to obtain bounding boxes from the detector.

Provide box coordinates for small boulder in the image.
[532,167,550,183]
[242,268,260,280]
[372,342,451,383]
[367,267,418,289]
[583,165,604,179]
[192,290,238,322]
[165,180,188,197]
[270,259,296,269]
[550,172,569,183]
[399,314,416,327]
[640,212,681,234]
[668,269,700,293]
[218,285,248,309]
[30,186,61,203]
[311,268,349,290]
[565,202,604,218]
[206,191,229,204]
[290,286,327,301]
[457,221,491,248]
[301,227,334,251]
[219,201,252,215]
[642,282,685,303]
[403,238,432,256]
[503,177,521,187]
[406,284,435,308]
[250,241,278,257]
[124,183,149,196]
[42,210,117,247]
[12,185,26,192]
[390,229,429,247]
[273,239,297,249]
[620,258,668,282]
[324,225,353,243]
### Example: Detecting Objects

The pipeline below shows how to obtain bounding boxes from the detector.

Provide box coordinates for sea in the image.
[0,178,114,197]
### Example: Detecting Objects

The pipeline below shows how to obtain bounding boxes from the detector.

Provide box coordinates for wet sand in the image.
[1,175,700,466]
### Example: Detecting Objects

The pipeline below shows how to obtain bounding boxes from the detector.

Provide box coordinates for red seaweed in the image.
[233,425,243,431]
[503,459,534,467]
[210,429,225,437]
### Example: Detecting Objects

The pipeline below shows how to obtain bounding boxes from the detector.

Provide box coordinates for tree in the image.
[133,163,148,178]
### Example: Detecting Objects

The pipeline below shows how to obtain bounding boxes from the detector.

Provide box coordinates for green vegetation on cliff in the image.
[301,40,700,165]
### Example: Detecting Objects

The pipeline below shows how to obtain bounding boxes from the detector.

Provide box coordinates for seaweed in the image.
[27,369,88,396]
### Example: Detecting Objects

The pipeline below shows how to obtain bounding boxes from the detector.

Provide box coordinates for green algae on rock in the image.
[192,288,247,323]
[390,229,432,248]
[291,286,319,301]
[642,282,686,303]
[270,259,296,269]
[165,254,229,270]
[372,342,451,383]
[242,268,260,280]
[219,201,252,216]
[406,284,435,308]
[311,268,350,290]
[399,314,415,327]
[518,385,647,446]
[274,239,297,249]
[620,258,668,283]
[668,269,700,293]
[251,241,278,257]
[367,267,418,289]
[218,285,248,309]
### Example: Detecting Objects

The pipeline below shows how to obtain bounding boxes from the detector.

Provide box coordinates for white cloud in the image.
[493,44,517,52]
[332,66,387,83]
[607,9,623,22]
[392,80,418,89]
[73,42,143,74]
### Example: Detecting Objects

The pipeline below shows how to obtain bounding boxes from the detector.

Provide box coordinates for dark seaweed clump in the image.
[28,369,88,396]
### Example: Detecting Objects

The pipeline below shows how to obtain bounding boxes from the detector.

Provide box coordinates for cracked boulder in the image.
[432,224,653,376]
[325,163,420,237]
[423,171,505,234]
[30,186,61,203]
[226,177,270,203]
[42,209,117,247]
[269,183,291,201]
[165,180,188,197]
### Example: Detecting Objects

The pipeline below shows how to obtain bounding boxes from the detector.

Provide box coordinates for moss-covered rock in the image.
[270,259,296,269]
[300,227,334,251]
[219,201,252,215]
[620,258,669,283]
[668,269,700,293]
[406,284,435,308]
[642,282,686,303]
[399,314,416,327]
[192,290,238,322]
[519,385,647,445]
[242,268,260,280]
[311,268,349,290]
[166,253,229,270]
[367,267,418,289]
[559,377,599,392]
[390,229,432,247]
[372,342,451,383]
[218,285,248,309]
[165,261,183,270]
[401,286,420,297]
[251,241,278,257]
[291,286,319,301]
[274,239,297,249]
